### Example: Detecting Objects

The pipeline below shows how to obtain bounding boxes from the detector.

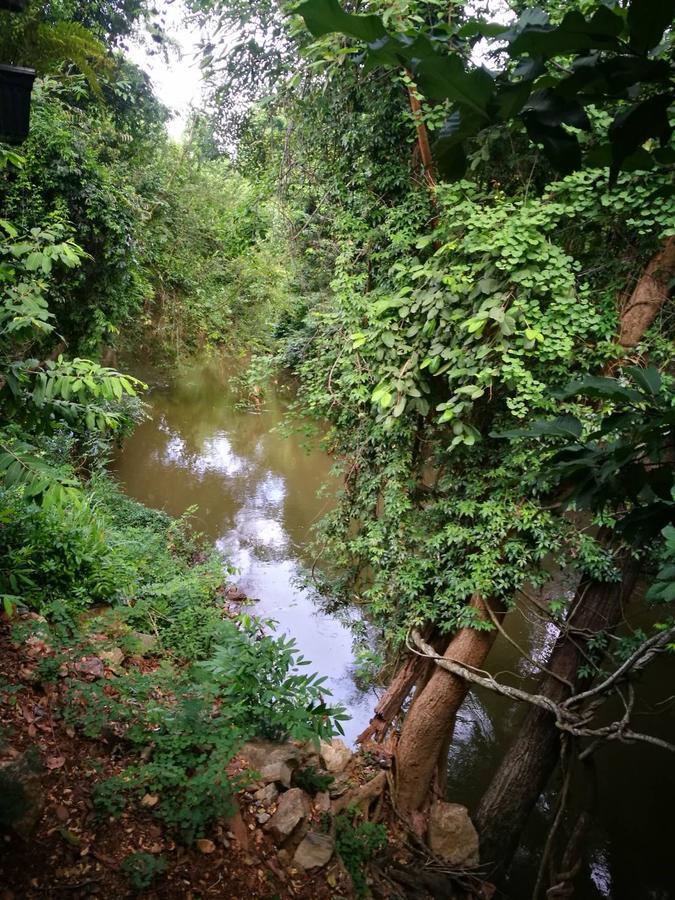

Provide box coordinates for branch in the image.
[563,625,675,709]
[408,631,559,715]
[408,629,675,756]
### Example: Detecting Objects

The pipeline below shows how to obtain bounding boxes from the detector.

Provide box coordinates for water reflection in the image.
[446,599,675,899]
[113,356,375,744]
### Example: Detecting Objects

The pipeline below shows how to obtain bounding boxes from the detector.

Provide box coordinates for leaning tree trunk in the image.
[474,555,640,881]
[617,234,675,350]
[395,595,505,815]
[474,235,675,881]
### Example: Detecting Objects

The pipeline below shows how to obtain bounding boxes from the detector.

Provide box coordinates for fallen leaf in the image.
[46,756,66,770]
[196,839,216,854]
[141,793,159,808]
[58,828,81,847]
[55,805,70,822]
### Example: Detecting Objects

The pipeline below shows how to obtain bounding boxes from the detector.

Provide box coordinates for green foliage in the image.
[497,366,675,541]
[197,615,348,742]
[334,812,387,898]
[142,150,299,356]
[295,0,675,182]
[121,852,168,891]
[293,765,334,794]
[90,676,244,842]
[1,469,349,844]
[647,526,675,605]
[0,484,124,616]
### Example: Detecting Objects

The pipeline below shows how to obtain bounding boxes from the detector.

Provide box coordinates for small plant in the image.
[334,812,387,898]
[121,851,167,890]
[197,614,349,743]
[293,764,334,795]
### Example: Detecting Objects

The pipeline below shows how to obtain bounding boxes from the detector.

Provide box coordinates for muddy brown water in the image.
[114,356,674,899]
[112,355,376,744]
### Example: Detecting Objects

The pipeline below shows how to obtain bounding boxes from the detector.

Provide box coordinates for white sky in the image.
[124,0,515,141]
[126,0,204,140]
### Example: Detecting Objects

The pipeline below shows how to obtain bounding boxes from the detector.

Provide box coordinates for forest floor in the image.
[0,620,351,899]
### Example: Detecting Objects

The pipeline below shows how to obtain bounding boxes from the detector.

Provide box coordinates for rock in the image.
[74,656,105,679]
[427,801,479,868]
[98,648,124,668]
[254,783,279,804]
[296,740,321,767]
[259,761,294,788]
[130,631,157,655]
[328,773,352,798]
[314,791,331,813]
[319,738,352,775]
[263,788,309,843]
[293,832,335,870]
[226,803,250,851]
[0,751,44,838]
[240,741,301,773]
[225,585,248,602]
[256,812,271,825]
[196,838,216,854]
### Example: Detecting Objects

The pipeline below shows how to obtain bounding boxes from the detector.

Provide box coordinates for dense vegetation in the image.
[1,0,674,897]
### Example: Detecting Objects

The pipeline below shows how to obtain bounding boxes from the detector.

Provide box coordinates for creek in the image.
[114,355,674,900]
[112,355,375,745]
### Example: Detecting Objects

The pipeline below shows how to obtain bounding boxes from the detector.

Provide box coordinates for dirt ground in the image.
[0,620,352,899]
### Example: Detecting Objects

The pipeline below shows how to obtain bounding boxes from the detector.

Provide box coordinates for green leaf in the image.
[295,0,386,42]
[415,55,494,116]
[625,366,662,396]
[508,8,623,59]
[608,93,674,184]
[628,0,675,53]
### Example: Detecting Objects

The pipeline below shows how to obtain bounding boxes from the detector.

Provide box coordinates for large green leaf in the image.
[628,0,675,54]
[432,107,486,178]
[608,92,674,183]
[294,0,386,42]
[414,55,494,115]
[507,7,624,58]
[522,116,582,174]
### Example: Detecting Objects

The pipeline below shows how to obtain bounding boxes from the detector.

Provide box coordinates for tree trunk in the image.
[474,554,640,882]
[395,595,505,814]
[407,81,436,193]
[617,235,675,350]
[357,652,430,745]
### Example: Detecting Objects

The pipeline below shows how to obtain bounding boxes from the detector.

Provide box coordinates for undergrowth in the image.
[3,467,348,844]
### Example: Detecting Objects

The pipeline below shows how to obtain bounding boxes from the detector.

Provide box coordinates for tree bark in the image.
[473,554,640,882]
[407,81,436,193]
[617,235,675,350]
[357,652,430,745]
[395,595,505,814]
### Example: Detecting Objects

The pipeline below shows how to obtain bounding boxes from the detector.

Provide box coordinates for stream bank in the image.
[112,354,675,900]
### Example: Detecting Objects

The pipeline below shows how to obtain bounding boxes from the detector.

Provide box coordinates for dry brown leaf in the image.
[196,838,216,854]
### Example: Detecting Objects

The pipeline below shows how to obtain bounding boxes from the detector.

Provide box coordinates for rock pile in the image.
[237,737,354,873]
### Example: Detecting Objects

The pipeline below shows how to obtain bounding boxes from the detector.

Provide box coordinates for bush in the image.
[121,852,168,891]
[334,813,388,898]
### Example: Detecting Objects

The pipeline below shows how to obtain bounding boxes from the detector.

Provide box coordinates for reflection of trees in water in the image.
[117,359,335,556]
